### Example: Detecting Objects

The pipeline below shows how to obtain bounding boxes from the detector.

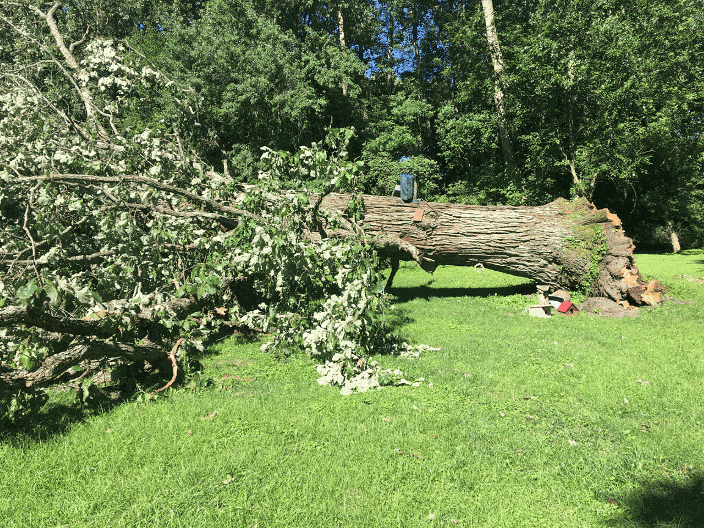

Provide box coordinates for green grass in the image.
[2,252,704,527]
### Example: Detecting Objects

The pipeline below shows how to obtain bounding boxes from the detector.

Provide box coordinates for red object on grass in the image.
[557,301,579,315]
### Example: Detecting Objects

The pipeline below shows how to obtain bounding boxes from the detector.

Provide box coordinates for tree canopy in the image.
[124,0,703,248]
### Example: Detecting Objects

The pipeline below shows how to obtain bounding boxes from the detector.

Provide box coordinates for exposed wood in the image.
[313,193,652,304]
[155,338,183,393]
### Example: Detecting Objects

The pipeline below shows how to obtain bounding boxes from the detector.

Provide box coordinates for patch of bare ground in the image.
[578,297,639,318]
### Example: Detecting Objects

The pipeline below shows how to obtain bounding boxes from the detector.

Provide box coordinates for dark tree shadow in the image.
[0,356,195,444]
[388,282,536,304]
[381,305,414,334]
[603,473,704,527]
[1,398,116,445]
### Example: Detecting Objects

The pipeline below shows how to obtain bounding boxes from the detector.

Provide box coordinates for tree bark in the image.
[565,52,579,187]
[27,2,109,138]
[480,0,517,177]
[386,7,395,105]
[2,339,167,390]
[667,221,681,253]
[314,193,654,305]
[337,7,349,98]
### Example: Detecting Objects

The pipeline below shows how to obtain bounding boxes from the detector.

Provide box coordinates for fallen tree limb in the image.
[1,338,167,390]
[0,304,119,338]
[0,273,256,396]
[13,174,255,219]
[156,338,183,393]
[312,194,653,304]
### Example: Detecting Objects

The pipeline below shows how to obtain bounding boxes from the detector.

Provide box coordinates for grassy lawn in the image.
[1,252,703,527]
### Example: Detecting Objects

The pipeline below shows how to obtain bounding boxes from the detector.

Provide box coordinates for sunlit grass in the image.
[1,253,703,527]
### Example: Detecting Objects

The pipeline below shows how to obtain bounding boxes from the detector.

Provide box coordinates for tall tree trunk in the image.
[480,0,517,177]
[667,221,681,253]
[386,7,395,106]
[409,4,432,153]
[410,5,420,77]
[337,7,349,98]
[564,51,579,186]
[313,193,656,305]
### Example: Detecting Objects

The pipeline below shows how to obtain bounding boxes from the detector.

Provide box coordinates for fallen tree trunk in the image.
[314,194,655,305]
[0,185,655,401]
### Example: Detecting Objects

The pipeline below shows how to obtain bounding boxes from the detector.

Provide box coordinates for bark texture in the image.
[337,8,348,98]
[667,221,681,253]
[315,194,652,305]
[481,0,517,176]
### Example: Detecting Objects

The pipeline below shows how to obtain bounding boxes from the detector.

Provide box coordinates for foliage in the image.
[0,29,234,419]
[352,0,704,240]
[147,0,368,178]
[249,135,431,394]
[1,0,702,421]
[0,5,416,423]
[563,225,608,294]
[13,0,693,243]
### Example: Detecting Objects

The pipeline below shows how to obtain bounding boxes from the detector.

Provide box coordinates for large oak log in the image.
[315,194,654,305]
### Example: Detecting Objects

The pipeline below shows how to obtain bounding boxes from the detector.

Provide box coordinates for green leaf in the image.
[75,286,94,305]
[16,280,39,305]
[44,282,60,306]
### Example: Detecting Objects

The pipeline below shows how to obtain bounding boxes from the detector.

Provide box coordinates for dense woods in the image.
[1,0,702,414]
[121,0,703,250]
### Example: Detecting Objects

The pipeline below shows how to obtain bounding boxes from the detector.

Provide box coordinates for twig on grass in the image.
[156,337,183,393]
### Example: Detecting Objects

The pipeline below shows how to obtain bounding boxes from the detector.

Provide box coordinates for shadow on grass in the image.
[382,305,415,334]
[0,397,120,445]
[1,330,263,444]
[389,282,535,304]
[603,473,704,527]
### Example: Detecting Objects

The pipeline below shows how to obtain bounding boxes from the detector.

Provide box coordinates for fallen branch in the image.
[1,338,168,390]
[156,337,183,393]
[14,174,255,219]
[0,304,119,338]
[100,200,238,227]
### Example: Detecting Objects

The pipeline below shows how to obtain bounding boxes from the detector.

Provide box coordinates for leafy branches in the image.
[0,9,424,421]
